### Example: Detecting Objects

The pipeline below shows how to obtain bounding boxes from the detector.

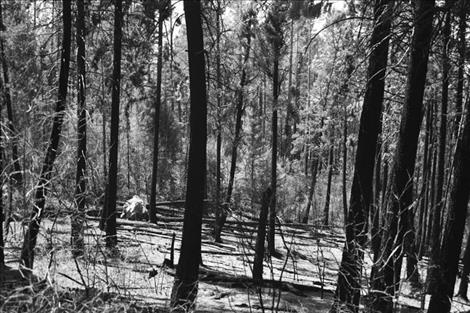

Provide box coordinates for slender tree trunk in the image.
[253,187,272,281]
[20,0,71,271]
[302,156,318,224]
[149,12,165,224]
[371,131,383,267]
[455,0,467,137]
[216,13,253,242]
[342,100,348,225]
[101,62,107,179]
[371,2,435,312]
[125,102,131,192]
[71,0,86,257]
[428,80,470,313]
[331,2,393,311]
[103,0,122,248]
[428,6,451,292]
[0,75,3,267]
[0,1,22,186]
[284,19,294,157]
[214,0,223,242]
[457,232,470,299]
[268,41,280,257]
[418,101,432,258]
[225,33,251,208]
[170,1,207,310]
[323,145,334,226]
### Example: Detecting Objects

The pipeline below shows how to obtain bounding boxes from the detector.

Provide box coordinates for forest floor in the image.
[1,202,470,312]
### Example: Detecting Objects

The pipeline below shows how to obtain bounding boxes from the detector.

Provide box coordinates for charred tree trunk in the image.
[268,33,281,257]
[331,1,392,311]
[457,232,470,300]
[428,6,451,292]
[103,0,122,248]
[170,0,207,310]
[71,0,86,257]
[342,100,348,225]
[371,133,383,268]
[284,19,294,157]
[323,145,334,226]
[455,0,467,137]
[253,187,272,281]
[428,81,470,313]
[20,0,71,271]
[213,0,223,243]
[371,1,435,312]
[0,76,3,267]
[149,7,166,224]
[0,0,21,186]
[417,101,432,258]
[302,156,319,224]
[215,11,253,242]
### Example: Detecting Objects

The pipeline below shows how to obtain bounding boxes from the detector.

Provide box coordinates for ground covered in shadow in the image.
[1,203,468,312]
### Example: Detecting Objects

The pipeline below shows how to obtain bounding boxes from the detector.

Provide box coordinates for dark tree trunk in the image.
[284,19,294,156]
[371,134,383,268]
[302,156,319,224]
[213,0,223,243]
[215,12,253,242]
[225,32,251,206]
[331,1,392,311]
[457,232,470,299]
[342,101,348,225]
[0,1,22,186]
[371,1,435,312]
[427,84,470,313]
[101,61,107,179]
[170,0,207,310]
[268,41,280,257]
[103,0,122,248]
[454,0,467,137]
[417,101,432,258]
[253,187,272,281]
[149,9,165,224]
[428,6,451,292]
[323,145,334,226]
[71,0,86,257]
[20,0,71,271]
[0,74,3,267]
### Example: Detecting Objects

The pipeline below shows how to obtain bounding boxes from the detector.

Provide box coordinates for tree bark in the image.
[417,101,432,258]
[331,1,392,311]
[267,10,282,256]
[323,145,334,226]
[20,0,71,271]
[0,1,22,186]
[71,0,86,257]
[457,232,470,299]
[342,99,348,225]
[428,6,451,292]
[103,0,122,249]
[213,0,223,243]
[253,187,272,281]
[0,69,3,267]
[454,0,467,137]
[170,1,207,310]
[149,8,166,224]
[428,79,470,313]
[302,156,319,224]
[215,10,253,242]
[371,1,435,312]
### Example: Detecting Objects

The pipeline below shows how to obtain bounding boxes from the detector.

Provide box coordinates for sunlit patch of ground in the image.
[1,207,469,312]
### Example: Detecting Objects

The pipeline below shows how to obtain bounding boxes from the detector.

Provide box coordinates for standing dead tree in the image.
[331,0,393,311]
[20,0,71,271]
